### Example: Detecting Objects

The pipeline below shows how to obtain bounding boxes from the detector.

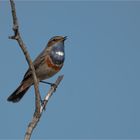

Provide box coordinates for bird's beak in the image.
[63,36,67,41]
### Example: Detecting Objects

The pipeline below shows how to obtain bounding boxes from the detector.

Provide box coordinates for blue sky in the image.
[0,1,140,139]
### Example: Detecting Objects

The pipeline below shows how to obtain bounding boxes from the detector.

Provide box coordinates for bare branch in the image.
[9,1,64,140]
[9,0,41,115]
[24,75,64,140]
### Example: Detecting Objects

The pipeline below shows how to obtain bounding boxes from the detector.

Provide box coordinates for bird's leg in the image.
[40,80,57,87]
[40,80,57,91]
[40,80,53,85]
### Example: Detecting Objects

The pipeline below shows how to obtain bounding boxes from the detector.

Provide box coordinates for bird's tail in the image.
[7,83,30,103]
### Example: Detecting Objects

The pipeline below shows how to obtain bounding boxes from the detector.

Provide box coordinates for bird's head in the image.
[47,36,67,48]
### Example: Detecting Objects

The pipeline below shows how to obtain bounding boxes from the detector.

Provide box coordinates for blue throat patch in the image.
[50,45,65,65]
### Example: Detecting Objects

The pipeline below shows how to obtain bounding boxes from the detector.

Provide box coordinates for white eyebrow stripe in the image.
[56,51,64,56]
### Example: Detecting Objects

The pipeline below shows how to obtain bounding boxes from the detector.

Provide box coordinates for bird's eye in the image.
[53,39,57,42]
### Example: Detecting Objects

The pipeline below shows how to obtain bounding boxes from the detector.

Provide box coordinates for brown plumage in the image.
[7,36,66,102]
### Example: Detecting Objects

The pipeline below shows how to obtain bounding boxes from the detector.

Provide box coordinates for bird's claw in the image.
[51,83,57,90]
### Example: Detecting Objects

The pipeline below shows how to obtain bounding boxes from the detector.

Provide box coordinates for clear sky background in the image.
[0,1,140,140]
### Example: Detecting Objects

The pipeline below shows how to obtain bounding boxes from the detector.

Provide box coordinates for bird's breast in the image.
[46,56,63,71]
[50,46,65,65]
[35,55,63,81]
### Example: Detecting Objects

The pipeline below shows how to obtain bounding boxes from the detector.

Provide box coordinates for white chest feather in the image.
[55,51,64,56]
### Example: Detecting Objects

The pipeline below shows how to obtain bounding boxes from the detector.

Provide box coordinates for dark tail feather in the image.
[7,84,30,103]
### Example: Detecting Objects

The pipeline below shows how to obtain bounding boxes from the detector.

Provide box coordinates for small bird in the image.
[7,36,67,103]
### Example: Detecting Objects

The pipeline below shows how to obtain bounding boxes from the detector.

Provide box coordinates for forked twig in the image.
[24,75,64,140]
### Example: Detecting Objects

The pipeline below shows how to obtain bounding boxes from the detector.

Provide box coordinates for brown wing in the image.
[22,48,49,82]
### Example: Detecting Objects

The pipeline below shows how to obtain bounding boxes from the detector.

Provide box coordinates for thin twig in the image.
[9,0,41,115]
[24,75,64,140]
[40,75,64,112]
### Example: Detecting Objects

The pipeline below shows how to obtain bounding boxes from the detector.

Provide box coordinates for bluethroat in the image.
[7,36,67,102]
